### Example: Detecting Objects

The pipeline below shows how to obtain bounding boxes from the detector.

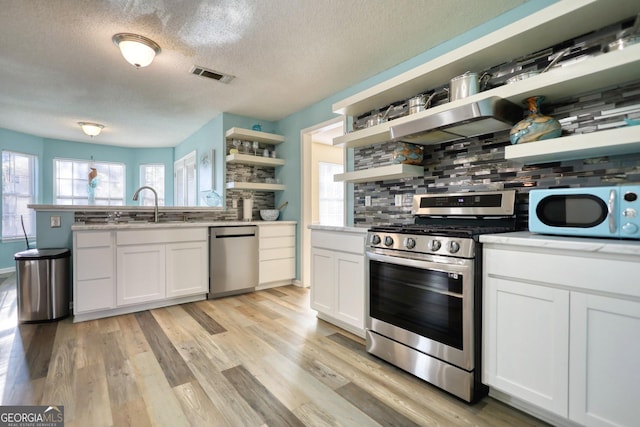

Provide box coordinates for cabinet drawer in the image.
[117,227,207,245]
[484,247,640,298]
[311,231,365,255]
[75,278,115,313]
[260,247,295,261]
[75,231,112,248]
[75,246,113,281]
[260,258,295,284]
[259,224,295,238]
[260,236,295,250]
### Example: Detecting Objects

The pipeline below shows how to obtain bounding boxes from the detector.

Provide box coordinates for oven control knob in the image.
[384,236,394,247]
[371,234,381,245]
[404,237,416,249]
[623,208,637,218]
[448,240,461,254]
[429,240,442,251]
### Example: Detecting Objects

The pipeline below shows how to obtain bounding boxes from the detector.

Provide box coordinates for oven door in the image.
[367,250,474,370]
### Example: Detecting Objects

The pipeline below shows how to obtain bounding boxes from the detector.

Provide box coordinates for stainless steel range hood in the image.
[389,96,523,145]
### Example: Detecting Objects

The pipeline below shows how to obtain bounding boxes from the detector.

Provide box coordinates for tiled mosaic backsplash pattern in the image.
[75,208,240,224]
[353,80,640,228]
[225,138,278,219]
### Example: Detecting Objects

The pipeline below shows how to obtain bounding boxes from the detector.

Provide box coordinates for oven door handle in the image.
[367,250,469,273]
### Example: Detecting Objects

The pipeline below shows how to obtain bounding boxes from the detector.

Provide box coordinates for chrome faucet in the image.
[132,186,159,223]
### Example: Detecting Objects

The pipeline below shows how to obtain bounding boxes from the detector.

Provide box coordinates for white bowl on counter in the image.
[260,209,279,221]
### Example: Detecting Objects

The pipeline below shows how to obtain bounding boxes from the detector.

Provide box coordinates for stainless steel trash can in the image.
[15,248,70,322]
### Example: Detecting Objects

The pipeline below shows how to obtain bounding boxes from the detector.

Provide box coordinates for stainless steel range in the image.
[366,190,516,402]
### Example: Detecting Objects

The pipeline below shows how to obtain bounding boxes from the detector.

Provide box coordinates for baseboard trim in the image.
[0,267,16,275]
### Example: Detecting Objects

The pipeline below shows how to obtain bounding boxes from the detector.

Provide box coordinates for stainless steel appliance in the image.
[208,226,258,299]
[529,184,640,239]
[366,190,516,402]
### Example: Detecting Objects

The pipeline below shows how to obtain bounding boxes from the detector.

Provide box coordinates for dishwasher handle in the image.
[210,226,257,239]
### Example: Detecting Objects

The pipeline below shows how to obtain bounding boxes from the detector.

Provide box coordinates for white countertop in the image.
[72,220,297,231]
[480,231,640,256]
[308,224,369,234]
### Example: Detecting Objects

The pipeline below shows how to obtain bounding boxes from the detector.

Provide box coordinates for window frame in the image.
[2,150,37,241]
[139,163,165,206]
[53,157,125,206]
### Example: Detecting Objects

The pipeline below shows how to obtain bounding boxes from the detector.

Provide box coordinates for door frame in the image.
[300,116,346,288]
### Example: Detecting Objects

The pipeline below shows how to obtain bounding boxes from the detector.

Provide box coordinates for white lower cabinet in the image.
[484,277,569,417]
[73,227,208,321]
[117,244,166,306]
[73,231,116,313]
[258,224,296,287]
[569,294,640,427]
[310,229,367,337]
[482,237,640,427]
[166,241,209,298]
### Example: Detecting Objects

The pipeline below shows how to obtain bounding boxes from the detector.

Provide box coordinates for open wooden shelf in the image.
[226,182,285,192]
[504,126,640,164]
[226,153,285,167]
[333,164,424,183]
[225,127,284,145]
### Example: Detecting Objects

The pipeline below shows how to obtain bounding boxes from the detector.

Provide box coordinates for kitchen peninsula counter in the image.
[72,220,296,231]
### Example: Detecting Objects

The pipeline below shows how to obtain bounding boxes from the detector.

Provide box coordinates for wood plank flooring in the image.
[0,273,549,426]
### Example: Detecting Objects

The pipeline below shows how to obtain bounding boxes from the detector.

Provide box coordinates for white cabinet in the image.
[166,241,209,298]
[310,228,367,337]
[116,244,166,306]
[73,231,116,314]
[569,294,640,427]
[482,234,640,427]
[484,277,569,417]
[73,226,208,322]
[258,224,295,287]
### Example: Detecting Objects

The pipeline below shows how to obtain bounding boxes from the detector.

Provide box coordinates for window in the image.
[54,159,124,205]
[318,162,344,226]
[139,164,165,206]
[174,151,197,206]
[2,151,37,240]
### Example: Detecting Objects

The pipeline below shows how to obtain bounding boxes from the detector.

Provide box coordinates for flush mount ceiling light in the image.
[78,122,104,137]
[112,33,161,68]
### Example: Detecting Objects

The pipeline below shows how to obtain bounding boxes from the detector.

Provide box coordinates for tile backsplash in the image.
[353,80,640,229]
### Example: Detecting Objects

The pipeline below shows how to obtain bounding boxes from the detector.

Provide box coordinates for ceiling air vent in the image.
[190,66,235,84]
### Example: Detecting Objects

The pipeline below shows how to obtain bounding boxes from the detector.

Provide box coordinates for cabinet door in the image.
[310,248,334,314]
[334,252,365,330]
[166,241,208,298]
[569,294,640,427]
[117,244,166,306]
[484,277,569,417]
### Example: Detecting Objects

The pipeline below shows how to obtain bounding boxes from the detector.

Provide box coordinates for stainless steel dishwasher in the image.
[208,226,258,299]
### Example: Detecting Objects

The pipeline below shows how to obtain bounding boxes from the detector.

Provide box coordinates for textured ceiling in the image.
[0,0,526,148]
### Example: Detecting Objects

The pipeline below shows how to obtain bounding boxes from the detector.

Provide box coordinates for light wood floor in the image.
[0,273,548,426]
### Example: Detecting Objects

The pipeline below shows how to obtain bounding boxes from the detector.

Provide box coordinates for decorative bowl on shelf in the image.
[260,209,279,221]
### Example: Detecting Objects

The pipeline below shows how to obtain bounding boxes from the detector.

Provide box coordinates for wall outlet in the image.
[395,194,403,207]
[50,215,61,228]
[365,196,372,206]
[232,198,238,208]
